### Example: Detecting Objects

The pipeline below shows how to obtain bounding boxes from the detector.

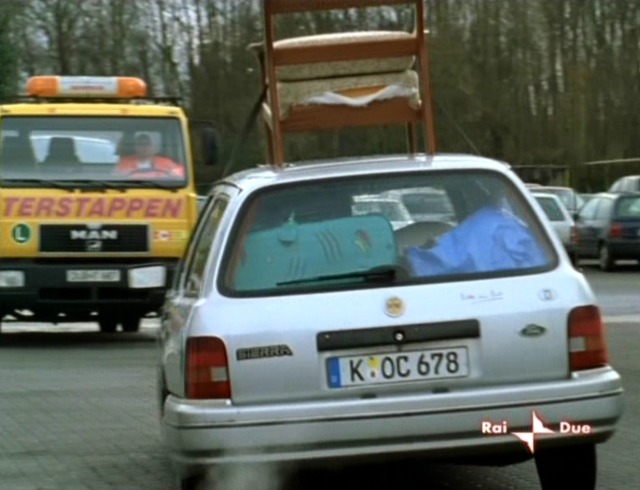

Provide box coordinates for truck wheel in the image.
[99,315,118,333]
[535,442,596,489]
[121,315,140,333]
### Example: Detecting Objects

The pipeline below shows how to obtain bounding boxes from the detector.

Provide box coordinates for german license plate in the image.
[66,270,121,283]
[327,347,469,388]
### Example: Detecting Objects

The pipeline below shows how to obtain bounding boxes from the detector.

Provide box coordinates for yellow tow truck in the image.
[0,76,217,333]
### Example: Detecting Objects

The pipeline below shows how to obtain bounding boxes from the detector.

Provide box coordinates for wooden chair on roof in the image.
[251,0,438,166]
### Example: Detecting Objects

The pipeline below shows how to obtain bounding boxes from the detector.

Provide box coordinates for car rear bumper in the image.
[609,241,640,259]
[162,367,624,475]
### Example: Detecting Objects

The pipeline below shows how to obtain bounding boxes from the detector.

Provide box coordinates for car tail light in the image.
[570,225,578,245]
[568,305,608,370]
[186,336,231,399]
[609,223,622,237]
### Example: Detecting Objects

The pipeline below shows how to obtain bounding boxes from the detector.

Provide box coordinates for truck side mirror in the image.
[201,127,219,166]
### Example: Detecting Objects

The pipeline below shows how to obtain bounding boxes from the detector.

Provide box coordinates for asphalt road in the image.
[0,264,638,490]
[579,260,640,319]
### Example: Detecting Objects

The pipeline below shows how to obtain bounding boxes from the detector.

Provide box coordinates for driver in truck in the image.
[113,132,184,178]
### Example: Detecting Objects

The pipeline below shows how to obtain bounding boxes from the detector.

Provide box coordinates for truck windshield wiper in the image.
[73,180,128,192]
[277,265,408,286]
[118,179,180,191]
[0,178,76,191]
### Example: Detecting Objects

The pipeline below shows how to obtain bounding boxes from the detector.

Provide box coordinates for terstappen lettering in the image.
[2,196,185,219]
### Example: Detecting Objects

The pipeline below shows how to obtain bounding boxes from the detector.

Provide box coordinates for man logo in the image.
[86,240,103,252]
[70,229,118,240]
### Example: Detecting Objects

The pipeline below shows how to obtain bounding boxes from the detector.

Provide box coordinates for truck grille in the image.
[39,224,149,253]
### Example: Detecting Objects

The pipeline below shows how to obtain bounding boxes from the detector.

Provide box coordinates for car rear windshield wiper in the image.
[277,265,408,286]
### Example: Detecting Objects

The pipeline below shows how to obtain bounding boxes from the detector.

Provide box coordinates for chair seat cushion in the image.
[272,31,416,81]
[275,69,420,119]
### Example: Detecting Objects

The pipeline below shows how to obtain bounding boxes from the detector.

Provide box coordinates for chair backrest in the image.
[265,0,418,14]
[263,0,426,68]
[259,0,437,161]
[0,135,37,174]
[44,136,80,167]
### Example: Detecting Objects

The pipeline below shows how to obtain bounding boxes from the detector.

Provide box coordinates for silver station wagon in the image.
[157,154,624,490]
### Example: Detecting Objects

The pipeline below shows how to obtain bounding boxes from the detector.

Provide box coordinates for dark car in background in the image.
[573,192,640,270]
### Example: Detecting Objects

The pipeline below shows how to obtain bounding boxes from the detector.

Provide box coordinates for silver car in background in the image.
[534,185,584,215]
[158,154,623,490]
[382,186,456,224]
[352,194,414,230]
[532,192,576,262]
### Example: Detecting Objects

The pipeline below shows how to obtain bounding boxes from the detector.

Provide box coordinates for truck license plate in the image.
[66,270,121,283]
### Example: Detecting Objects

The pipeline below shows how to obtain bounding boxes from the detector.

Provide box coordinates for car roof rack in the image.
[251,0,438,166]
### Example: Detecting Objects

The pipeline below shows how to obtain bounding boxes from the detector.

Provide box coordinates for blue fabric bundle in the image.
[406,206,548,276]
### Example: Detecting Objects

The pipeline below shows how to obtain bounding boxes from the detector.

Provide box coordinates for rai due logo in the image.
[482,411,593,453]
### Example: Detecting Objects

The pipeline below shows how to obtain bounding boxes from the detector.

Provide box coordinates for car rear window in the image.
[540,188,576,209]
[535,196,564,221]
[615,196,640,219]
[219,170,556,295]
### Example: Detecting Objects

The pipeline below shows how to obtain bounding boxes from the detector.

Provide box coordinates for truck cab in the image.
[0,76,216,333]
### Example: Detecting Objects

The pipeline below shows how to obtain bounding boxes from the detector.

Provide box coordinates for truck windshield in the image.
[0,116,188,188]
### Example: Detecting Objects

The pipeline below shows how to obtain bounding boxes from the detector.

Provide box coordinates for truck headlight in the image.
[128,266,167,289]
[0,271,26,288]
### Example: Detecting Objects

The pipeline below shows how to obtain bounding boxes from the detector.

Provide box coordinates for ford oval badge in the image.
[520,324,547,337]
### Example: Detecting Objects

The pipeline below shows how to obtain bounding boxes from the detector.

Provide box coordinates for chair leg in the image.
[406,122,418,155]
[263,121,275,165]
[271,119,285,165]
